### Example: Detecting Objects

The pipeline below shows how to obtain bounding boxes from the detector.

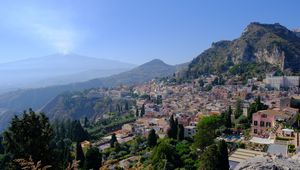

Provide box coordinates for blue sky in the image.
[0,0,299,65]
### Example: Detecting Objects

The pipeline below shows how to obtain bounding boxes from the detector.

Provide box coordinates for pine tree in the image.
[148,129,158,147]
[177,124,184,140]
[218,140,229,170]
[199,144,221,170]
[85,147,102,170]
[110,133,118,148]
[3,109,55,167]
[76,142,85,168]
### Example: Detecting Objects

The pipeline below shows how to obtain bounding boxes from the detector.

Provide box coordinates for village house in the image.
[251,110,289,138]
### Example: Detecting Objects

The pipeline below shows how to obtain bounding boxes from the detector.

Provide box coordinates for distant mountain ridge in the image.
[0,53,135,92]
[187,22,300,78]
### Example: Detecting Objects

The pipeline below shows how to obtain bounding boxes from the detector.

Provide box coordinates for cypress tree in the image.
[125,101,129,111]
[234,99,243,119]
[168,115,175,138]
[76,142,85,167]
[0,136,4,154]
[141,104,145,117]
[225,106,232,128]
[174,118,178,139]
[136,108,139,117]
[110,133,118,148]
[177,124,184,140]
[148,129,158,147]
[218,140,230,170]
[85,147,102,170]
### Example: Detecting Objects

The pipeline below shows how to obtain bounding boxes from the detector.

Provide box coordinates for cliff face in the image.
[187,23,300,77]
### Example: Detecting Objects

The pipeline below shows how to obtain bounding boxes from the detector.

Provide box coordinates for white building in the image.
[265,76,300,89]
[184,126,197,138]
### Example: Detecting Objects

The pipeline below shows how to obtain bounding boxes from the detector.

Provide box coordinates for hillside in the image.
[187,22,300,78]
[0,59,178,112]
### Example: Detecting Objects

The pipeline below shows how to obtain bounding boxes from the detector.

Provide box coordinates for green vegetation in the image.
[248,96,268,121]
[193,115,222,151]
[147,129,158,148]
[76,142,85,168]
[110,133,118,148]
[3,109,55,169]
[87,113,136,140]
[199,140,229,170]
[85,147,102,170]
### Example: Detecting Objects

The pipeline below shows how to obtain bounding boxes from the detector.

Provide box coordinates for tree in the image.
[225,106,232,128]
[110,133,118,148]
[76,142,85,168]
[199,144,220,170]
[193,115,222,151]
[168,115,178,139]
[125,101,129,111]
[234,99,243,119]
[218,140,229,170]
[156,95,162,105]
[147,129,158,147]
[135,108,139,117]
[248,96,268,120]
[0,136,4,154]
[55,138,73,169]
[85,147,102,170]
[84,117,89,128]
[3,109,55,167]
[140,104,145,117]
[151,139,181,169]
[72,120,89,142]
[177,124,184,141]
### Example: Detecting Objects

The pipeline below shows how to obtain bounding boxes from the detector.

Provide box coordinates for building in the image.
[184,126,197,138]
[265,76,300,89]
[251,110,289,138]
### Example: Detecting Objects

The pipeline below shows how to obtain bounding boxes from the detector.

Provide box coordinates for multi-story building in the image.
[265,76,300,89]
[251,110,289,138]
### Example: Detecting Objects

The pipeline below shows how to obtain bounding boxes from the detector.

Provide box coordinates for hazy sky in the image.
[0,0,299,65]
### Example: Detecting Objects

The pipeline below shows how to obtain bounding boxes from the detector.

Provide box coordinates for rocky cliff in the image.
[187,22,300,78]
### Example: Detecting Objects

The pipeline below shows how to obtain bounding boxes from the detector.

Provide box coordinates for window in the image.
[260,121,265,127]
[261,114,267,118]
[254,121,258,126]
[254,129,257,134]
[266,122,271,127]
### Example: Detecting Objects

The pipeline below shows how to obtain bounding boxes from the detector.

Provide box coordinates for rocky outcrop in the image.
[187,22,300,77]
[235,155,300,170]
[254,47,285,70]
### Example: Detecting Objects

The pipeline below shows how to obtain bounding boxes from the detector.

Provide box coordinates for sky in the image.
[0,0,299,65]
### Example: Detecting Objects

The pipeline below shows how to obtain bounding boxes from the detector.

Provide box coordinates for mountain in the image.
[187,22,300,78]
[0,59,180,130]
[294,28,300,38]
[0,53,135,92]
